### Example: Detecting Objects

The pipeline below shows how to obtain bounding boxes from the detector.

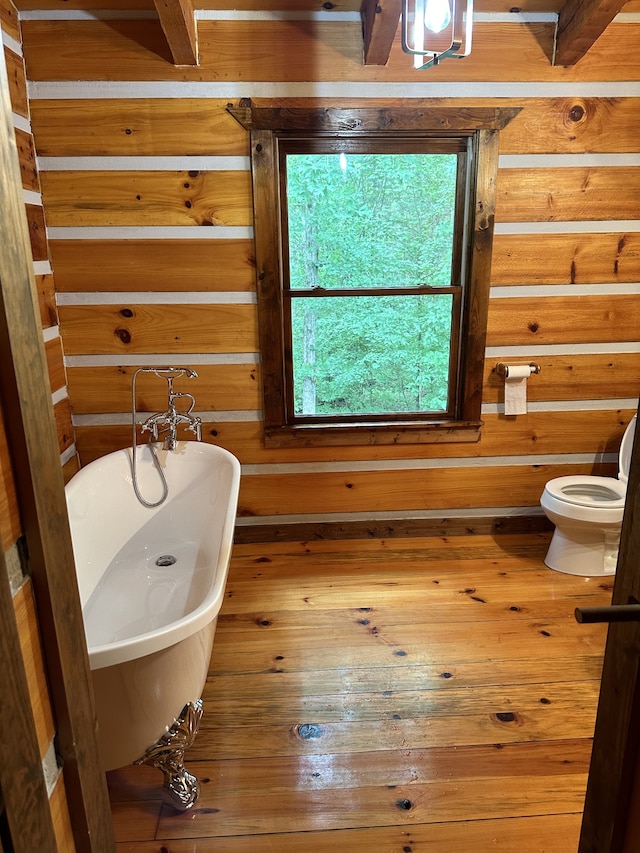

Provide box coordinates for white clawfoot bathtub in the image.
[65,440,240,805]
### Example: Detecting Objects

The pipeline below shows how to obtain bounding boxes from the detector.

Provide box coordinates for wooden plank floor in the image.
[108,533,614,851]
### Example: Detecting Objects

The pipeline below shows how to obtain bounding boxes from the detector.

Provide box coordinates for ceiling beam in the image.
[554,0,626,65]
[361,0,402,65]
[153,0,199,66]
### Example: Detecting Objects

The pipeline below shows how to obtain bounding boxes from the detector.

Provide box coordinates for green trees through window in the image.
[286,149,460,417]
[291,294,453,415]
[286,153,457,290]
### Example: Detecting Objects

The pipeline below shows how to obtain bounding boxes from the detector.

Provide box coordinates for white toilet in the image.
[540,414,637,577]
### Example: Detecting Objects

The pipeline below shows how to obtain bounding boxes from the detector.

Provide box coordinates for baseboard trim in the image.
[233,514,553,544]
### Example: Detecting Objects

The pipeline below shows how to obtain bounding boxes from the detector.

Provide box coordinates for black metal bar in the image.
[575,605,640,624]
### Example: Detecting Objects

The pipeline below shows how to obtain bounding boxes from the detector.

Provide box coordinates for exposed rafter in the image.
[361,0,402,66]
[153,0,199,66]
[554,0,626,66]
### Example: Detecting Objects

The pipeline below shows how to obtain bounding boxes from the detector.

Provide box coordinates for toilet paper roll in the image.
[504,365,532,415]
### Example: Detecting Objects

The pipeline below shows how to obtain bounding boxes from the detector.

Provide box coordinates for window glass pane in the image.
[291,294,453,416]
[286,153,458,290]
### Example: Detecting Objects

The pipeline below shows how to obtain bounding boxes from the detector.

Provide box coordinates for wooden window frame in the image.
[228,103,520,448]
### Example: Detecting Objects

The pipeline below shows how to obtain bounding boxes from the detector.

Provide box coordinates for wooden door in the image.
[578,409,640,852]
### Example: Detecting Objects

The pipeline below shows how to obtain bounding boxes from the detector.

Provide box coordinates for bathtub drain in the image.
[156,554,177,567]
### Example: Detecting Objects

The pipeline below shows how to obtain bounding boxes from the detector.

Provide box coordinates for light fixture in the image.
[401,0,473,69]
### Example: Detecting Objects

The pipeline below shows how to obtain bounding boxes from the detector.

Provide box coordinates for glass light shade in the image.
[424,0,451,33]
[401,0,473,69]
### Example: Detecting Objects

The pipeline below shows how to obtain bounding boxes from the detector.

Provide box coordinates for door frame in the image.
[579,407,640,852]
[0,41,115,853]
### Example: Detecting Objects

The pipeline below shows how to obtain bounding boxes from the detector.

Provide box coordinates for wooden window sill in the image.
[263,420,483,448]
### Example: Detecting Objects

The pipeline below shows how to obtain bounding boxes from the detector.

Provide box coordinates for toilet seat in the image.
[618,413,637,486]
[543,475,626,509]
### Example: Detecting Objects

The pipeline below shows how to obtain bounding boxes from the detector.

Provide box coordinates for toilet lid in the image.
[619,414,637,483]
[544,475,626,508]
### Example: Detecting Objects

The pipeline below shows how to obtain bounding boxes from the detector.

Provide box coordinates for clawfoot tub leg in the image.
[135,699,204,811]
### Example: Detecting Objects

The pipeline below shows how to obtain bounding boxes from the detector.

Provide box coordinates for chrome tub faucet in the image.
[134,367,202,451]
[130,367,203,507]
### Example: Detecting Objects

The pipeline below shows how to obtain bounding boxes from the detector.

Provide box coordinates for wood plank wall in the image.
[2,3,76,477]
[0,3,76,847]
[16,2,640,533]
